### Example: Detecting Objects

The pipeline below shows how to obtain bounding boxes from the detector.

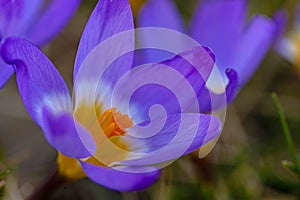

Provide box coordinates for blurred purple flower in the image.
[1,0,222,191]
[138,0,278,110]
[0,0,81,88]
[274,4,300,74]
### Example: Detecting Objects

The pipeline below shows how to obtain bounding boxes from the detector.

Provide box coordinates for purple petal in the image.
[198,68,239,112]
[115,113,221,166]
[273,10,287,42]
[110,47,215,123]
[273,10,288,57]
[73,30,135,111]
[81,162,160,192]
[234,15,276,86]
[22,0,45,31]
[73,0,134,80]
[137,0,185,62]
[0,0,25,36]
[42,108,95,158]
[138,0,184,31]
[0,61,14,88]
[0,37,72,126]
[26,0,81,46]
[190,0,246,71]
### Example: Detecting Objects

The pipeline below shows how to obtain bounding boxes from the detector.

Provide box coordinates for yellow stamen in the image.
[96,107,133,138]
[57,106,133,180]
[57,152,86,180]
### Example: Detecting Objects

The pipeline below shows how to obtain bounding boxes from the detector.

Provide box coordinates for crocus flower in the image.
[1,0,222,191]
[138,0,277,111]
[0,0,81,88]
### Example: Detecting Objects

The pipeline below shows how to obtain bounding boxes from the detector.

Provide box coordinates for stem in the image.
[271,92,300,179]
[27,170,66,200]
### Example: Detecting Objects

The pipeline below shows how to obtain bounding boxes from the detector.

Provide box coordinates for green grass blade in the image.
[271,92,300,178]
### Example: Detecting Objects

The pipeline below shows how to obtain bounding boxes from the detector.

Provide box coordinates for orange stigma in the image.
[96,107,133,138]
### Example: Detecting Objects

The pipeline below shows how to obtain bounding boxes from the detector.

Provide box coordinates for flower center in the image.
[57,107,133,180]
[97,107,133,138]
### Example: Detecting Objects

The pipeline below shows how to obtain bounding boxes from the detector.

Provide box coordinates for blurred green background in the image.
[1,0,300,199]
